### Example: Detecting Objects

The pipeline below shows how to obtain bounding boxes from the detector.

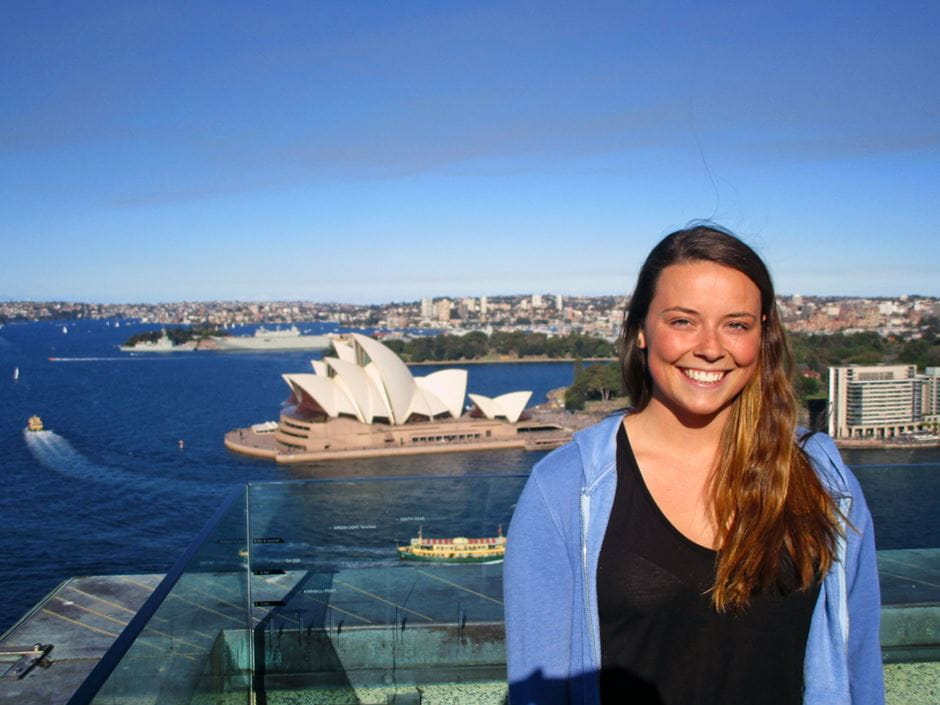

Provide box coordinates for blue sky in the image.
[2,1,938,303]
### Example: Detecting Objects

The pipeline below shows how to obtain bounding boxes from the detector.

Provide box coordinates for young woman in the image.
[504,225,883,705]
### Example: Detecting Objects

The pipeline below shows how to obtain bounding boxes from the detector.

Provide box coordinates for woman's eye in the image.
[727,321,751,331]
[670,318,692,327]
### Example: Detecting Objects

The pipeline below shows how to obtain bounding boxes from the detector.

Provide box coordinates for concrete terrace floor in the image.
[0,574,159,705]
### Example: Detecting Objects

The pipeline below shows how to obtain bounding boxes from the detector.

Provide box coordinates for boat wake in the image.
[24,430,108,479]
[22,430,204,540]
[23,430,211,493]
[48,356,181,362]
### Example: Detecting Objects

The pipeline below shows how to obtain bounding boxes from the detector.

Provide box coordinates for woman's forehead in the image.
[652,261,762,311]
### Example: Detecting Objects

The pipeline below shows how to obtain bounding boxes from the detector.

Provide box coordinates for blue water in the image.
[0,320,938,633]
[0,320,573,632]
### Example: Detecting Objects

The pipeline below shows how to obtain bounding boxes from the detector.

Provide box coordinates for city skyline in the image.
[3,2,939,303]
[4,290,940,307]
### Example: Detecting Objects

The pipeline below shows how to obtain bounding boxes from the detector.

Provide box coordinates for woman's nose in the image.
[694,327,724,362]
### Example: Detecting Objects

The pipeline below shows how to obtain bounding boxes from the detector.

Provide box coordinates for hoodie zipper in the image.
[580,489,601,669]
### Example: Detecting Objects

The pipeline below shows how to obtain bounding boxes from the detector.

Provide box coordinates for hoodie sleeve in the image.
[843,468,886,705]
[808,432,885,705]
[504,447,579,705]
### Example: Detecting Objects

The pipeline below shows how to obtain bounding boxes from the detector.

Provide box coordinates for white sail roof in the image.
[468,391,532,423]
[351,333,414,424]
[332,339,357,365]
[282,335,531,426]
[415,369,468,419]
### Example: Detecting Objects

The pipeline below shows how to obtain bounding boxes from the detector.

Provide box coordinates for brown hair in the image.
[619,224,839,611]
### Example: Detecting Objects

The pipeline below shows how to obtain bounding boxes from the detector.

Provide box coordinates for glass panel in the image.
[88,489,251,705]
[246,476,526,705]
[878,548,940,663]
[70,468,940,705]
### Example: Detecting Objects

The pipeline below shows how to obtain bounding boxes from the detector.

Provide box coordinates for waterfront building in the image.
[827,364,940,439]
[226,333,569,462]
[926,367,940,431]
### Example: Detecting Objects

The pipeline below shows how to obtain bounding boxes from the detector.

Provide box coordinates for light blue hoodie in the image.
[505,413,884,705]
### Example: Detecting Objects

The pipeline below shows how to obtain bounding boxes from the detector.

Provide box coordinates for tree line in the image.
[790,317,939,373]
[383,331,615,362]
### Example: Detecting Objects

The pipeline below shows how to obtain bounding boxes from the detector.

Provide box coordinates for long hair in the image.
[618,224,839,612]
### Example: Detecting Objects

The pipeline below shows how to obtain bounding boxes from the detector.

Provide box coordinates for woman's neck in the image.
[627,398,729,463]
[624,399,730,548]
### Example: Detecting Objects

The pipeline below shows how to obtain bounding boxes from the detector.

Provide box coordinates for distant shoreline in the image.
[834,438,940,450]
[407,356,616,366]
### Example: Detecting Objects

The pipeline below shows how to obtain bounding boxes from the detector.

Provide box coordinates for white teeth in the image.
[683,369,724,383]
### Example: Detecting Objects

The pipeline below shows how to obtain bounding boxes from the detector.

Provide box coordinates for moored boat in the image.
[397,527,505,563]
[211,326,331,351]
[119,331,180,352]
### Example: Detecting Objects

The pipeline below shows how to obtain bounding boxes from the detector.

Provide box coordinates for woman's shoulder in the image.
[799,429,840,459]
[527,412,624,495]
[798,430,864,499]
[537,413,623,468]
[527,439,584,498]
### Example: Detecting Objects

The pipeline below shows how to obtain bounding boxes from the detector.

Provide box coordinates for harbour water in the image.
[1,319,939,634]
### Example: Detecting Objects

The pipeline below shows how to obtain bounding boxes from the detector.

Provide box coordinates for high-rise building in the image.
[435,299,452,322]
[480,296,488,316]
[827,364,937,439]
[556,294,563,311]
[531,293,543,308]
[420,297,433,320]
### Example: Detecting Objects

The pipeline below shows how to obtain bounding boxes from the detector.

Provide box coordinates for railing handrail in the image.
[245,471,531,488]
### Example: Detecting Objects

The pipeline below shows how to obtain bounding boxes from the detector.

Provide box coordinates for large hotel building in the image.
[828,364,940,439]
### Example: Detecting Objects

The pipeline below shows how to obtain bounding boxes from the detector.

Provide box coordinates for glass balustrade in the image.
[69,471,939,705]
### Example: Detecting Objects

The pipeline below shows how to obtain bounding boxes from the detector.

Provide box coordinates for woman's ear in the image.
[637,331,646,349]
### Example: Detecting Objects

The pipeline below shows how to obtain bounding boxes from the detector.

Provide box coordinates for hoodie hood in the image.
[573,412,624,490]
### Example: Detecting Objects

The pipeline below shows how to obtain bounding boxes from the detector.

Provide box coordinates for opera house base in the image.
[225,413,572,464]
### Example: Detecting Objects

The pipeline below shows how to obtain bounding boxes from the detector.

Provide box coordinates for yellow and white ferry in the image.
[26,415,45,432]
[397,527,505,564]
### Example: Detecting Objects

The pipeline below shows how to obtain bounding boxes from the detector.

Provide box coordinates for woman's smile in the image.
[679,367,728,385]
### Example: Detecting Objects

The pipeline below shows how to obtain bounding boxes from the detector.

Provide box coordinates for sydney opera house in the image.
[225,333,571,463]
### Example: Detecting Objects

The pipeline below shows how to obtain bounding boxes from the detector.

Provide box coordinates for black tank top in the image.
[597,425,819,705]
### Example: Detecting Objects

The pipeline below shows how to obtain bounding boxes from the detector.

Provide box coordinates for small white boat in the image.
[61,325,68,334]
[13,367,19,381]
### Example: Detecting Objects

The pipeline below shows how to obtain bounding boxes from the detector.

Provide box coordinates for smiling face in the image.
[639,260,763,428]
